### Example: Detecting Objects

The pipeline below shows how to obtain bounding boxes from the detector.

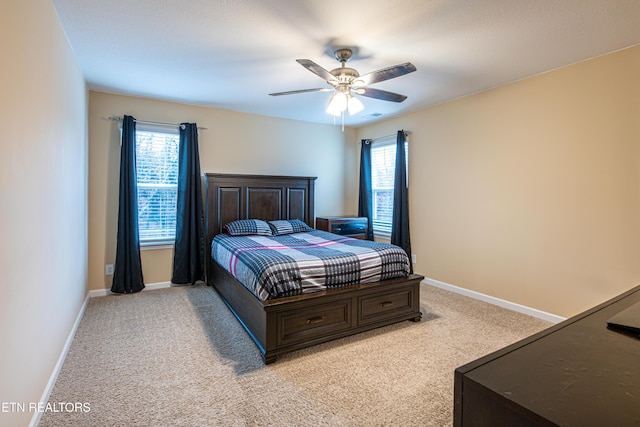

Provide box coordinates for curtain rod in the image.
[104,115,208,131]
[368,130,409,143]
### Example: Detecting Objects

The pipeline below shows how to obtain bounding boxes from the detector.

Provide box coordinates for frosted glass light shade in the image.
[326,92,348,116]
[347,95,364,115]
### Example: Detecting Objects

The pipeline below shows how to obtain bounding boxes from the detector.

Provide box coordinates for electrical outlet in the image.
[105,264,114,275]
[411,254,417,264]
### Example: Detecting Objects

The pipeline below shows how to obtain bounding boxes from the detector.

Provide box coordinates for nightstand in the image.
[316,216,368,240]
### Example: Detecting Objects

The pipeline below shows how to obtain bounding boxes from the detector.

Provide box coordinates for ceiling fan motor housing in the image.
[330,66,359,81]
[330,48,360,85]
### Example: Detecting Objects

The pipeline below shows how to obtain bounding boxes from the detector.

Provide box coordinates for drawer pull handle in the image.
[380,301,394,307]
[306,316,325,325]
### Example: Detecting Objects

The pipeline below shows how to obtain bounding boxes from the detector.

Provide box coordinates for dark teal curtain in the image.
[171,123,205,285]
[391,130,413,273]
[357,139,374,240]
[112,115,145,293]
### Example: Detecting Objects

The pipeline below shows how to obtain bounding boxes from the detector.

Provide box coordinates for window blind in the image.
[371,140,409,235]
[371,143,396,231]
[135,130,179,243]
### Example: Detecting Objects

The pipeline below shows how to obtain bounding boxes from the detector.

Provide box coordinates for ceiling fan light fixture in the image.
[347,94,364,115]
[326,92,347,116]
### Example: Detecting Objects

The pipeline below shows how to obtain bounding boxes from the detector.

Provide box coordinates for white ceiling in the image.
[51,0,640,127]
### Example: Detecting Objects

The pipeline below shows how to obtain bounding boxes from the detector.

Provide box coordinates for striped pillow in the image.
[224,219,272,236]
[268,219,313,236]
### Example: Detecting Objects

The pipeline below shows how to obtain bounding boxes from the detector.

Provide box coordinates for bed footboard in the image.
[210,261,423,364]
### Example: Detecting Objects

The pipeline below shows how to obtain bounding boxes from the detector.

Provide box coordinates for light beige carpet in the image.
[39,283,551,426]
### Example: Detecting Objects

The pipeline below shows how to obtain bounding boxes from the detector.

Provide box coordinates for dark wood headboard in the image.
[204,173,317,277]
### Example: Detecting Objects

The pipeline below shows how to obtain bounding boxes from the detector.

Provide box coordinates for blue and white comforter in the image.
[212,230,410,300]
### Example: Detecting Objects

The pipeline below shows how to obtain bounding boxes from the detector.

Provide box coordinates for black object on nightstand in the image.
[316,216,368,240]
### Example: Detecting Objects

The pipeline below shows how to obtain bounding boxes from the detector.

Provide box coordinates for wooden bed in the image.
[205,173,424,364]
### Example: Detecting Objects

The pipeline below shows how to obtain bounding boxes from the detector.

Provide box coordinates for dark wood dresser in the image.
[316,216,368,240]
[454,284,640,426]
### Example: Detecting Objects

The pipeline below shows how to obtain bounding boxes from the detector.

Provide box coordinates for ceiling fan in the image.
[269,48,416,117]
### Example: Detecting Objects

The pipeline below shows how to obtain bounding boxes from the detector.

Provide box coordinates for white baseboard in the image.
[423,277,566,324]
[88,281,173,298]
[29,292,90,427]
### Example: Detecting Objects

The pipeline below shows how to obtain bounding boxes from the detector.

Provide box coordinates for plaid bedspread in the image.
[212,230,410,300]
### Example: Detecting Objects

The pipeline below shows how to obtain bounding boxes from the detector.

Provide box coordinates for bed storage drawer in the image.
[276,299,353,347]
[358,287,416,325]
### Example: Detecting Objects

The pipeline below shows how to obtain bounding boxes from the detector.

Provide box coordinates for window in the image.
[370,139,408,237]
[135,128,179,245]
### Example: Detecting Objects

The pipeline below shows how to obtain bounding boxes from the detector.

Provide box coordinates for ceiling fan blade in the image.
[354,62,416,86]
[269,88,332,96]
[296,59,339,84]
[357,87,408,103]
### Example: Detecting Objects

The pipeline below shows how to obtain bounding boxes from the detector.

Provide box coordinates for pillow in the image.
[224,219,272,236]
[269,219,313,236]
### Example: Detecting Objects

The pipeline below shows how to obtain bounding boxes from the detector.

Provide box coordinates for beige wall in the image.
[88,92,357,291]
[358,45,640,317]
[0,0,88,425]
